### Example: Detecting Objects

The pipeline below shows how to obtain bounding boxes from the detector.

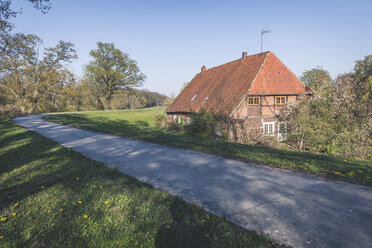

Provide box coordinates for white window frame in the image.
[173,115,183,124]
[215,122,222,136]
[277,122,287,141]
[173,115,181,124]
[183,117,189,125]
[263,121,275,136]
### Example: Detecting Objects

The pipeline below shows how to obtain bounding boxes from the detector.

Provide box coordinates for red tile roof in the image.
[167,51,310,116]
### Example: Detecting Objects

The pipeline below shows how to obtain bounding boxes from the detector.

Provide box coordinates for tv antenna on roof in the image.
[261,29,271,53]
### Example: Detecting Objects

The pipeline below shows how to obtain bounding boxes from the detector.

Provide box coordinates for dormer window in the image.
[204,96,209,102]
[190,94,197,102]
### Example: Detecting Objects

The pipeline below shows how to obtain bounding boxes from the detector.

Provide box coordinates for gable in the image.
[249,53,308,95]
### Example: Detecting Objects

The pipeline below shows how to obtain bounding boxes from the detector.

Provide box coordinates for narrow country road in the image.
[14,114,372,248]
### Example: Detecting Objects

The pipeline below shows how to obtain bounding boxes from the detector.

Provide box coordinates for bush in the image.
[279,66,372,160]
[184,108,216,138]
[152,107,168,128]
[154,112,167,128]
[168,121,183,131]
[0,104,22,118]
[64,105,78,112]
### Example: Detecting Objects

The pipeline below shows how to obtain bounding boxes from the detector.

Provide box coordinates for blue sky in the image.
[10,0,372,96]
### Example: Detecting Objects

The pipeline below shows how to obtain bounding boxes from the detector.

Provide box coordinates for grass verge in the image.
[44,108,372,186]
[0,118,284,247]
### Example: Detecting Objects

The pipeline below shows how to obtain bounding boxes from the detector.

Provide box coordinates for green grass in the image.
[44,107,372,186]
[0,118,284,247]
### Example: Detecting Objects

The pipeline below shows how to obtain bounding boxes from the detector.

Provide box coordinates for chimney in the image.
[242,52,248,59]
[201,65,207,72]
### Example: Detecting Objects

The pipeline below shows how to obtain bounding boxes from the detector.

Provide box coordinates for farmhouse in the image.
[166,51,311,142]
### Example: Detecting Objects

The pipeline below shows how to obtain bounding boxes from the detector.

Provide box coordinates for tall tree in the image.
[0,20,77,114]
[84,42,145,110]
[353,55,372,100]
[281,68,335,152]
[300,68,332,94]
[1,0,51,19]
[332,73,372,158]
[280,64,372,159]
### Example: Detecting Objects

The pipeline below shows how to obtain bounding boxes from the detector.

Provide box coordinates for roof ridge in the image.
[198,51,270,74]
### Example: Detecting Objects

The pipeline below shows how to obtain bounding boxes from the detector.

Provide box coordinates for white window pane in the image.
[263,122,275,135]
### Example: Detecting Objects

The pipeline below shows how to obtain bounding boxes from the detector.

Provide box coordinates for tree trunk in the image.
[105,95,112,110]
[97,97,105,110]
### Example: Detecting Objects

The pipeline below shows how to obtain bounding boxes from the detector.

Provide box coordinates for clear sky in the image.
[10,0,372,96]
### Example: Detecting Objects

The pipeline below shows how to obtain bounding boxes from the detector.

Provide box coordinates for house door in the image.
[277,122,286,142]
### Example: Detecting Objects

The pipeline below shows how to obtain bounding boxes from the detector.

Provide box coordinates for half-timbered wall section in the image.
[230,95,298,142]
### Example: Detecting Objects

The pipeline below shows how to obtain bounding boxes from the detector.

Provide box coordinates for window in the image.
[173,115,182,124]
[263,122,275,136]
[247,96,260,105]
[190,94,198,102]
[277,122,287,141]
[215,122,222,136]
[183,117,189,125]
[275,96,287,105]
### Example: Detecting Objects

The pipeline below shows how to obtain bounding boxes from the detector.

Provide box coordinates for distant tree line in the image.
[0,19,168,117]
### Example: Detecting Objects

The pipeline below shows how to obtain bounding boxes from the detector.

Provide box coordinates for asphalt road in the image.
[14,114,372,248]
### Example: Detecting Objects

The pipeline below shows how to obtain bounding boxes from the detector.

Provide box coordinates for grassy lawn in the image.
[44,108,372,186]
[0,118,284,247]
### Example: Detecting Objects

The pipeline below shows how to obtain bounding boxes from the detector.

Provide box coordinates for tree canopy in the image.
[353,55,372,100]
[0,20,77,114]
[0,0,51,19]
[280,61,372,159]
[300,68,332,93]
[84,42,145,109]
[0,26,166,114]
